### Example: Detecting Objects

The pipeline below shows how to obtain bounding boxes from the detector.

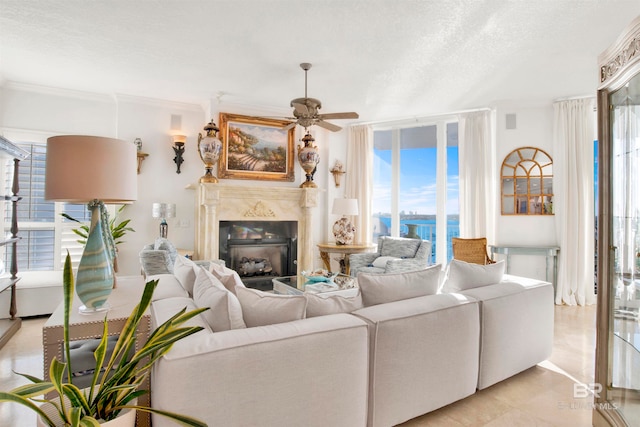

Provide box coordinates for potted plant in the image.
[62,205,134,245]
[62,205,134,273]
[0,253,208,427]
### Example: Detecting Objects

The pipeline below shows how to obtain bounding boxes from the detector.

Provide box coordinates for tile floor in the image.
[0,305,597,426]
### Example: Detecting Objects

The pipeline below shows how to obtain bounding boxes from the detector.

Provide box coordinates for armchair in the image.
[139,238,178,276]
[349,236,432,277]
[139,237,224,277]
[451,237,495,265]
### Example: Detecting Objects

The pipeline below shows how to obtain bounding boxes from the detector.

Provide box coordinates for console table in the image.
[489,245,560,290]
[317,243,377,275]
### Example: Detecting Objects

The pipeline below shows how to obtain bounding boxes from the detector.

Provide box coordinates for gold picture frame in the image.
[218,113,295,181]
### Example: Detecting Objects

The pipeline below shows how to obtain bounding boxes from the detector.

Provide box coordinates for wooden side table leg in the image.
[320,251,331,272]
[344,254,351,276]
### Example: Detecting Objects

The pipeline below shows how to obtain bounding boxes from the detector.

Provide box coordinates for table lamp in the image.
[45,135,137,313]
[152,202,176,238]
[332,198,359,245]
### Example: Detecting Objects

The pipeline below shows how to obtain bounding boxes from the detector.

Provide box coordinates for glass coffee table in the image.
[272,274,359,297]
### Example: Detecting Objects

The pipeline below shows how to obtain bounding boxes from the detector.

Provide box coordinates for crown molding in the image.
[2,80,114,103]
[2,80,205,113]
[114,93,203,112]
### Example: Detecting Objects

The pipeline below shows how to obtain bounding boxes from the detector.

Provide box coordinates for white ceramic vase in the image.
[37,400,136,427]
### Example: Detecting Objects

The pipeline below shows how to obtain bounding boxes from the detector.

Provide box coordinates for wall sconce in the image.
[134,138,149,174]
[172,135,186,174]
[330,160,346,187]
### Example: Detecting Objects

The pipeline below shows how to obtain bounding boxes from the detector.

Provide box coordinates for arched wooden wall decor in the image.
[500,147,553,215]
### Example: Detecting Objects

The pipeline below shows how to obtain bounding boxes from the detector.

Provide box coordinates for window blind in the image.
[4,143,89,271]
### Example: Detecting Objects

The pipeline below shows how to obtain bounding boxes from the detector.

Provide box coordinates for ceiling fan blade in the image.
[316,120,342,132]
[259,117,296,121]
[318,112,359,120]
[292,102,309,116]
[282,122,297,131]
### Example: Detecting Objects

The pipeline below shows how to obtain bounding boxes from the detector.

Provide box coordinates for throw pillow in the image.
[357,264,442,306]
[380,237,421,258]
[305,292,364,318]
[193,268,246,331]
[442,259,506,292]
[173,255,198,296]
[209,262,246,295]
[235,286,307,328]
[371,255,399,268]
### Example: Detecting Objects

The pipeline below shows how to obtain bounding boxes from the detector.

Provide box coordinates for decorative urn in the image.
[297,131,320,188]
[197,120,223,183]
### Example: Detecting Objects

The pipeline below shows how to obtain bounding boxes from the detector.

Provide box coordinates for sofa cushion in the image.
[442,259,506,292]
[173,255,198,296]
[380,237,421,258]
[209,262,246,295]
[305,291,364,318]
[372,256,399,268]
[193,268,246,331]
[236,286,307,327]
[145,273,189,300]
[357,264,442,307]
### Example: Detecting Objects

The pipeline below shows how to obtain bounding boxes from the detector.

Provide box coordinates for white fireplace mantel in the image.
[191,183,320,273]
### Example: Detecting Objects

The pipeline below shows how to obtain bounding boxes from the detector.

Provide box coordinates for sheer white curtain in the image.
[553,98,596,306]
[458,110,496,241]
[345,125,373,245]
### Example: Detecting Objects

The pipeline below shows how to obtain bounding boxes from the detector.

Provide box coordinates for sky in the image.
[373,146,459,216]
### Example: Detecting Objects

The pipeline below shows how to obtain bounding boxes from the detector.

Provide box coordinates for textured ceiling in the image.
[1,1,640,123]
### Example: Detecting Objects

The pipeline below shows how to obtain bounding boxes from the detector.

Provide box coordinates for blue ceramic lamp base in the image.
[75,202,115,314]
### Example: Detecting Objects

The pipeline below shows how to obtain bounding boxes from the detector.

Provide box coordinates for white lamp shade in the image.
[152,203,176,219]
[45,135,137,203]
[332,198,359,216]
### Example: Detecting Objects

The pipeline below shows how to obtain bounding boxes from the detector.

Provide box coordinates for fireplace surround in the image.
[192,183,320,276]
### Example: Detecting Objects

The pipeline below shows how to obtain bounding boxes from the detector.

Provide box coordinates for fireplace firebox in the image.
[219,220,297,290]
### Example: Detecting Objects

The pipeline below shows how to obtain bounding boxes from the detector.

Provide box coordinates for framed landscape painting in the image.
[218,113,295,181]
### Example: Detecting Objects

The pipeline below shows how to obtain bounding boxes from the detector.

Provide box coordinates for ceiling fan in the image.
[280,63,359,132]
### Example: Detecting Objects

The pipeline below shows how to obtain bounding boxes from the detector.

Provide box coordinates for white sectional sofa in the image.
[352,293,480,427]
[146,257,554,427]
[457,275,555,390]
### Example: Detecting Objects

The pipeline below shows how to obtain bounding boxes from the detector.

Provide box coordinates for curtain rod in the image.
[553,94,595,102]
[354,107,492,127]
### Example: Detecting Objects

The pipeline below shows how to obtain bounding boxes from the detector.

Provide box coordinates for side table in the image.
[317,243,377,276]
[42,276,151,427]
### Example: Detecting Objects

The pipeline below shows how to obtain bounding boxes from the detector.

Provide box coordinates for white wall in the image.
[492,102,558,281]
[1,83,572,281]
[0,84,353,276]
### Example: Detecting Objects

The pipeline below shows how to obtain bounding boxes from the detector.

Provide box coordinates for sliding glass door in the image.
[372,120,458,264]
